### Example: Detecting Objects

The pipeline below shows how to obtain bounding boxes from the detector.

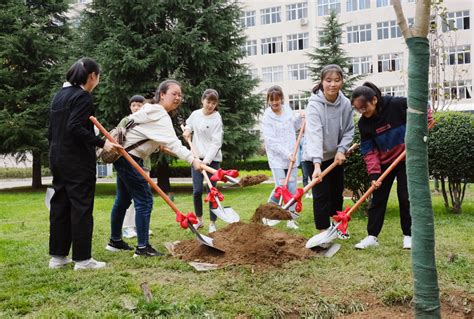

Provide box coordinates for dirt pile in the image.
[173,222,321,268]
[251,203,292,222]
[239,174,268,187]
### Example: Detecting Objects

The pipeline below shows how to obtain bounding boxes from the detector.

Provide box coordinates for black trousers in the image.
[367,161,411,237]
[311,159,345,230]
[49,163,96,261]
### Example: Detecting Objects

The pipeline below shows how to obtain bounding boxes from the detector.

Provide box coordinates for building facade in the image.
[238,0,473,112]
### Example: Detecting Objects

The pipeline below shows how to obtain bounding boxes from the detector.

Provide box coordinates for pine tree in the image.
[76,0,262,161]
[307,10,361,95]
[0,0,71,188]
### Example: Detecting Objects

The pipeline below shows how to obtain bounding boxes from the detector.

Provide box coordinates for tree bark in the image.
[32,150,42,189]
[393,1,441,318]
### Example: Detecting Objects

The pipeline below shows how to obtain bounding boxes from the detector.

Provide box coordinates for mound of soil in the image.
[173,222,320,268]
[239,174,268,187]
[251,203,292,222]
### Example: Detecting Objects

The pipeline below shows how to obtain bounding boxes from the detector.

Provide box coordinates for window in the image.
[288,94,309,110]
[376,0,391,7]
[443,80,472,100]
[261,37,283,55]
[442,11,470,32]
[447,45,471,65]
[242,40,257,56]
[349,56,373,75]
[347,24,372,43]
[377,53,403,72]
[287,2,308,20]
[260,7,282,25]
[346,0,370,12]
[288,63,309,80]
[287,33,309,51]
[377,20,403,39]
[317,0,341,16]
[380,85,405,96]
[240,11,256,28]
[262,66,284,83]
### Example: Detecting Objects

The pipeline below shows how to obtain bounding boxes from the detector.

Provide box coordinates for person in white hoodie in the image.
[305,64,354,234]
[183,89,223,234]
[261,85,304,229]
[106,80,202,258]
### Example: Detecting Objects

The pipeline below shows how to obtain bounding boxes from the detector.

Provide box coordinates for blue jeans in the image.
[110,156,153,247]
[191,161,220,221]
[268,168,297,211]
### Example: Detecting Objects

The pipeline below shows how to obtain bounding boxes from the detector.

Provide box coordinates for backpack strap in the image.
[123,119,148,152]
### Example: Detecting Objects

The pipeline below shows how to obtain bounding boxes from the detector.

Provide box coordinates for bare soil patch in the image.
[172,222,323,269]
[250,203,292,222]
[239,174,268,187]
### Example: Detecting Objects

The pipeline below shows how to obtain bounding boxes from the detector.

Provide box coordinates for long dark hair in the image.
[351,82,383,111]
[66,57,100,86]
[312,64,344,94]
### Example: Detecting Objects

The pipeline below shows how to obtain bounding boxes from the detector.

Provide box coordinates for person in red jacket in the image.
[351,82,413,250]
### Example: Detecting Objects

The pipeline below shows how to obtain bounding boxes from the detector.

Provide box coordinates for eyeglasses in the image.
[167,92,183,100]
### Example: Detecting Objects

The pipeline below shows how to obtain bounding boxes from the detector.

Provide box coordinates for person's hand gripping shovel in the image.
[181,125,239,223]
[90,116,224,253]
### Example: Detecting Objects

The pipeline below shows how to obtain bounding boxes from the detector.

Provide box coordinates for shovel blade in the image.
[305,224,339,248]
[211,205,240,223]
[188,226,225,253]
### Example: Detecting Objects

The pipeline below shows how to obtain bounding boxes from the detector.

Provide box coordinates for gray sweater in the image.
[305,91,354,164]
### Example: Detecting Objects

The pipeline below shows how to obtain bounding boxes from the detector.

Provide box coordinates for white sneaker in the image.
[208,224,216,233]
[148,229,153,236]
[74,258,106,270]
[286,220,299,229]
[122,227,137,239]
[262,218,281,226]
[354,235,379,249]
[403,235,412,249]
[48,256,73,269]
[193,220,204,230]
[305,193,313,199]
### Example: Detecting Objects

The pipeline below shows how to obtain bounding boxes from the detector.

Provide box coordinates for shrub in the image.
[428,111,474,213]
[344,123,371,202]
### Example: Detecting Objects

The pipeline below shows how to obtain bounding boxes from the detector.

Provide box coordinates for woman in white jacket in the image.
[261,85,304,229]
[106,80,202,258]
[183,89,223,234]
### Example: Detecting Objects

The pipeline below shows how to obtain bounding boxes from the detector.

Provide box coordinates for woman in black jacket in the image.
[48,57,121,270]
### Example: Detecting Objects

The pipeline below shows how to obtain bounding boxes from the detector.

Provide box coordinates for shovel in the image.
[45,187,55,211]
[90,116,224,253]
[180,126,240,223]
[202,171,240,223]
[306,121,436,248]
[280,143,360,221]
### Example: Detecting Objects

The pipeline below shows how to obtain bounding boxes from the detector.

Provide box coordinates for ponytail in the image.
[66,57,100,86]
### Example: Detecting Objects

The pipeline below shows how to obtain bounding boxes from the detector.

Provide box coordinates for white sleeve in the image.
[203,117,223,164]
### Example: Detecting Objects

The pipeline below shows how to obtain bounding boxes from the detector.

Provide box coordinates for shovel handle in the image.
[90,116,181,216]
[345,120,436,218]
[283,143,359,210]
[282,120,306,187]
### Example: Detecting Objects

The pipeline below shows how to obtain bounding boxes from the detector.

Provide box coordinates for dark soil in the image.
[239,174,268,187]
[173,222,321,268]
[250,203,292,222]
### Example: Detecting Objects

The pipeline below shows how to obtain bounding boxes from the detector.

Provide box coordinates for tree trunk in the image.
[393,1,441,317]
[32,150,42,189]
[449,181,461,214]
[440,177,449,209]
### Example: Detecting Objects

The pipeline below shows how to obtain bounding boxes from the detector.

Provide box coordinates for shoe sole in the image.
[105,245,121,252]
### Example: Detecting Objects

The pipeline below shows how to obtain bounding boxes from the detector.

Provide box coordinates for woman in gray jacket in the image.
[305,65,354,234]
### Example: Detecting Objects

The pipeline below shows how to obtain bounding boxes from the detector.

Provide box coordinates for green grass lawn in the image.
[0,181,472,318]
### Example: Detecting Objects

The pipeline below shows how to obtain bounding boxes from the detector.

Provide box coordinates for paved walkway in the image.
[0,176,278,190]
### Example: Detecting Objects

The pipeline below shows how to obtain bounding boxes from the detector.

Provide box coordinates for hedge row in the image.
[168,159,270,177]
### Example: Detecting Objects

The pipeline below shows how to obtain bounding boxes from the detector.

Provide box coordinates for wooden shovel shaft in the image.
[89,116,180,215]
[282,120,306,187]
[283,143,359,209]
[345,120,436,218]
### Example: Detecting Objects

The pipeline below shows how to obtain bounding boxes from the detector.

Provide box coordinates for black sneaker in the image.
[105,239,133,252]
[133,244,164,258]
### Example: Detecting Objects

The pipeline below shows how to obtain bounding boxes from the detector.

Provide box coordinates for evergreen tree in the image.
[0,0,71,188]
[307,10,361,95]
[76,0,262,161]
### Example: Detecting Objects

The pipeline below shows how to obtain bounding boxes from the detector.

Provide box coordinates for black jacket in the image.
[48,85,105,171]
